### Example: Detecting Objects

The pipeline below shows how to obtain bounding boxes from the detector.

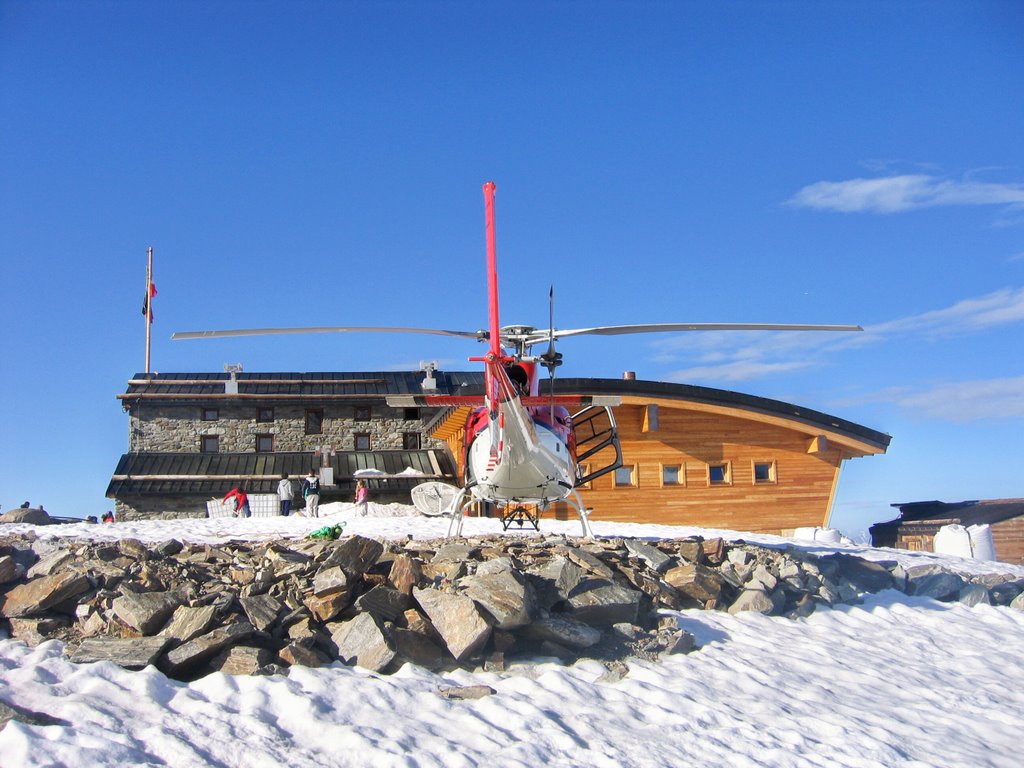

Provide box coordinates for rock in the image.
[909,571,965,601]
[567,579,642,627]
[387,554,422,594]
[0,508,52,525]
[432,543,476,562]
[525,615,602,649]
[527,556,584,610]
[459,569,535,629]
[0,698,71,730]
[728,588,778,615]
[437,685,495,700]
[311,565,350,597]
[624,540,672,572]
[0,555,20,584]
[391,627,448,670]
[112,591,179,635]
[749,564,778,591]
[329,612,396,672]
[304,591,352,623]
[160,605,218,643]
[354,585,411,622]
[70,636,170,669]
[564,547,615,579]
[989,582,1022,606]
[162,620,256,675]
[413,587,491,662]
[322,536,385,577]
[597,660,630,683]
[279,642,329,668]
[211,645,273,675]
[8,616,71,646]
[663,563,724,603]
[26,551,73,578]
[239,594,284,632]
[822,554,895,593]
[1,571,91,617]
[958,584,991,607]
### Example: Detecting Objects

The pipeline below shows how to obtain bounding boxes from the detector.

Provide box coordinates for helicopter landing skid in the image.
[501,505,539,531]
[445,488,594,539]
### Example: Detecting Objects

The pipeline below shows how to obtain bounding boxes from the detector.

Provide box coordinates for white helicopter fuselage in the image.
[465,399,577,507]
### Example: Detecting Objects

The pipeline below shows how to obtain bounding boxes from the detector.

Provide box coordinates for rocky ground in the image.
[2,528,1023,684]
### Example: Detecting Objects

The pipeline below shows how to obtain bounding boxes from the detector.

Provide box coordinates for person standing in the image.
[277,473,294,517]
[354,479,369,517]
[301,471,321,518]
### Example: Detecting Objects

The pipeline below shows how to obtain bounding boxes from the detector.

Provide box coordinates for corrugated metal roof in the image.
[107,450,457,496]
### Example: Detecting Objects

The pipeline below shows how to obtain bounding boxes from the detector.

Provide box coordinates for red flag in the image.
[142,283,157,321]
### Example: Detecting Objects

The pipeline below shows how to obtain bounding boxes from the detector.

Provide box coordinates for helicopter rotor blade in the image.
[172,326,484,341]
[547,322,863,341]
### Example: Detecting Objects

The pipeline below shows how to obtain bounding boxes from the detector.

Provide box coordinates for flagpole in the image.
[145,246,153,374]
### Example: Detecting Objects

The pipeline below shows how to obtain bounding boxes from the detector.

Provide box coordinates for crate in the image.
[206,494,280,518]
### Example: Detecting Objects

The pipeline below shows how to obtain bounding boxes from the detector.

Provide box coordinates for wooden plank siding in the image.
[572,400,849,534]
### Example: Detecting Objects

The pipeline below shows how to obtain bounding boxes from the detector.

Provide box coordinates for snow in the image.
[2,507,1024,767]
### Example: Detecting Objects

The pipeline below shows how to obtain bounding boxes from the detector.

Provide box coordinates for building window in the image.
[403,407,420,421]
[354,405,371,422]
[753,461,776,484]
[257,407,274,423]
[256,434,274,453]
[576,464,592,489]
[614,465,636,487]
[403,432,421,449]
[662,464,683,486]
[354,433,371,451]
[202,408,219,421]
[305,409,323,435]
[708,462,731,486]
[201,435,219,453]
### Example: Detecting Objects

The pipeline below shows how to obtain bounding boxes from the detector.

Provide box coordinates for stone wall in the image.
[129,402,447,453]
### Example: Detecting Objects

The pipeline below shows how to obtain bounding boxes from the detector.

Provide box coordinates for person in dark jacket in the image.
[301,472,320,517]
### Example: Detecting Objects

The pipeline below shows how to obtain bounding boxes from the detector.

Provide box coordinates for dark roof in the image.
[106,450,457,496]
[874,498,1024,530]
[119,371,889,450]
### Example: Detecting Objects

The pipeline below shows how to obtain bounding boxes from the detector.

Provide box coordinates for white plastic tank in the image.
[933,524,974,558]
[966,524,996,561]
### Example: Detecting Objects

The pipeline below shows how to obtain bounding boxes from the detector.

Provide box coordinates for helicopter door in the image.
[572,405,622,486]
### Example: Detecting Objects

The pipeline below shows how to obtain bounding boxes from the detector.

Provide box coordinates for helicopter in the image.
[174,181,861,537]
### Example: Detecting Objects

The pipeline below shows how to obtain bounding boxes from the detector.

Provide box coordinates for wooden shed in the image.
[870,499,1024,565]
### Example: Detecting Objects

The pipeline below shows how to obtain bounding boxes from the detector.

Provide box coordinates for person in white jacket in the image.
[277,473,294,517]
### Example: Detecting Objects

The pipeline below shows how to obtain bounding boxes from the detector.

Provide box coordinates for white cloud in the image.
[849,377,1024,422]
[652,287,1024,385]
[787,174,1024,214]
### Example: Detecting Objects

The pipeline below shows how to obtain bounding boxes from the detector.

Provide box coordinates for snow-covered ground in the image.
[2,505,1023,767]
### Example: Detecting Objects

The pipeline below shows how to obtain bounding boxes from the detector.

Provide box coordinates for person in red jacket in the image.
[224,487,250,518]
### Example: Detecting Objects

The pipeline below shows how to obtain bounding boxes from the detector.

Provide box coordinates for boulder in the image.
[70,636,170,669]
[624,540,672,572]
[329,613,396,672]
[354,585,410,622]
[664,562,724,603]
[239,594,284,632]
[322,536,385,577]
[566,579,641,627]
[413,587,491,661]
[159,605,218,643]
[1,571,91,617]
[728,588,778,615]
[459,569,535,629]
[112,591,180,635]
[162,620,255,675]
[524,615,602,649]
[0,508,52,525]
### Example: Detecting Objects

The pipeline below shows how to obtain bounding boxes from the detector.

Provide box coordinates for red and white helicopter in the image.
[175,181,860,537]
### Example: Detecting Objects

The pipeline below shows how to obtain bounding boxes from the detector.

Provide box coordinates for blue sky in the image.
[1,1,1022,536]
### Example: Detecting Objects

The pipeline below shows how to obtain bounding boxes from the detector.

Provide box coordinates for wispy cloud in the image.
[654,287,1024,385]
[844,377,1024,422]
[787,174,1024,214]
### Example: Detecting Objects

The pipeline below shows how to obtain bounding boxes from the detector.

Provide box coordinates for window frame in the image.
[753,460,777,485]
[661,463,684,487]
[256,407,275,423]
[613,464,637,488]
[305,409,324,435]
[200,434,219,453]
[354,405,371,422]
[403,407,420,421]
[201,407,219,422]
[354,432,371,451]
[708,462,732,486]
[402,431,421,450]
[256,433,274,453]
